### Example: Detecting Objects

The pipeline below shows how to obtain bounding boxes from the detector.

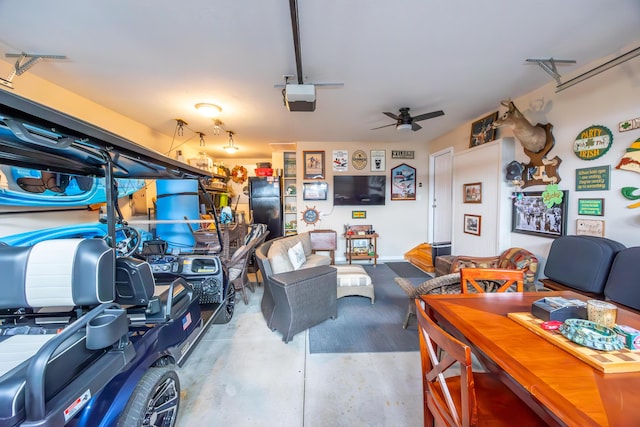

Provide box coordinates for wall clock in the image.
[301,205,321,226]
[352,150,367,170]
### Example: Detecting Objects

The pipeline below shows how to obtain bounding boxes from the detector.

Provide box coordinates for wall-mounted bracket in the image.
[1,52,67,89]
[525,58,576,85]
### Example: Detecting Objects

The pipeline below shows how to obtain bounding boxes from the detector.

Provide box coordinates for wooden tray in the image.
[508,312,640,373]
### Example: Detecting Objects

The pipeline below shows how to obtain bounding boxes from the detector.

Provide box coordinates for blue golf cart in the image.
[0,90,234,426]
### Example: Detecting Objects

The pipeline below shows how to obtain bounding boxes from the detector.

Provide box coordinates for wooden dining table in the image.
[420,291,640,427]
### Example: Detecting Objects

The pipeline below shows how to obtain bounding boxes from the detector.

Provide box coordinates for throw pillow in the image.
[288,241,306,270]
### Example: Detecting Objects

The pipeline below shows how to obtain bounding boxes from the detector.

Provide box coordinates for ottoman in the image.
[334,265,375,304]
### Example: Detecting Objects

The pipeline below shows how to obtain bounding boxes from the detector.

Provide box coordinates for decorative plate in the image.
[558,319,623,351]
[286,184,296,195]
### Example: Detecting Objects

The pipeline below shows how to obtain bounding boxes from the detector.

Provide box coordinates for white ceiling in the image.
[0,1,638,160]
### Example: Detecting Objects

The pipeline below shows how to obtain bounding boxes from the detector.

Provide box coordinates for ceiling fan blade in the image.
[411,122,422,131]
[370,123,396,130]
[411,110,445,122]
[383,112,399,120]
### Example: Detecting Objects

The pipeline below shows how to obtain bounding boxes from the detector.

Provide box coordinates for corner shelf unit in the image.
[283,152,297,236]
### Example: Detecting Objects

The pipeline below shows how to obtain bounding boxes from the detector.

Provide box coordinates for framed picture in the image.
[511,191,568,238]
[390,163,416,200]
[303,151,325,179]
[463,214,481,236]
[302,181,328,200]
[463,182,482,203]
[370,150,385,172]
[469,111,498,148]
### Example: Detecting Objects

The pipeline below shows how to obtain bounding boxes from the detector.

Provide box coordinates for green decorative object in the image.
[541,184,563,208]
[559,319,623,351]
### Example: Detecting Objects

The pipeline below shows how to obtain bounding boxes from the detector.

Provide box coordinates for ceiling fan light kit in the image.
[195,103,222,118]
[371,107,445,132]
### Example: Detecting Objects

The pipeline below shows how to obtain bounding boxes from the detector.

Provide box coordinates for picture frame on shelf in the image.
[303,151,325,179]
[469,111,498,148]
[463,182,482,203]
[302,181,328,200]
[511,191,568,238]
[390,163,416,200]
[463,214,481,236]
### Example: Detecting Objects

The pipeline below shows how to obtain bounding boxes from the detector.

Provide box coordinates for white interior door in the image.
[429,148,453,244]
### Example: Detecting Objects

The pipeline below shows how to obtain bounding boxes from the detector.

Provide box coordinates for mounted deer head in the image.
[492,100,547,153]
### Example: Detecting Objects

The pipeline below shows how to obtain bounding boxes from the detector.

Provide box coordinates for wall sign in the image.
[391,150,414,159]
[370,150,385,172]
[578,198,604,216]
[352,150,367,170]
[573,125,613,160]
[351,210,366,219]
[619,117,640,132]
[575,166,610,191]
[576,219,605,237]
[332,150,348,172]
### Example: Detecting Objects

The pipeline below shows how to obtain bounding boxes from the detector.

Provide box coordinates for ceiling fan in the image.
[372,107,444,132]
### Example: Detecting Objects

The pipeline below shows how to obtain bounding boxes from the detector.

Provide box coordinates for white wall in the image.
[294,141,430,262]
[427,46,640,275]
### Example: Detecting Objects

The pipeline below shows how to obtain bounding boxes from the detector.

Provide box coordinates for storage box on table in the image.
[531,297,587,322]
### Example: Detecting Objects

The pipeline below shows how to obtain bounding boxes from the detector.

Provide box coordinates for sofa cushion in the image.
[300,254,332,269]
[268,240,294,274]
[604,247,640,311]
[288,241,306,270]
[544,236,625,294]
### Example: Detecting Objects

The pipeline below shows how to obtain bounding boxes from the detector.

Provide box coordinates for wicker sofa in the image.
[255,232,337,343]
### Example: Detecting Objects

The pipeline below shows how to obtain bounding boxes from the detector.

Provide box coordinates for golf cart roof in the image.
[0,90,211,180]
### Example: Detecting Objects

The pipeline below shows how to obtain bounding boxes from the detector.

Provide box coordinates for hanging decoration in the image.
[541,183,564,208]
[230,165,248,184]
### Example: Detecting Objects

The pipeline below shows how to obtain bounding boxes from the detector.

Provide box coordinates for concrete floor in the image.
[177,281,423,427]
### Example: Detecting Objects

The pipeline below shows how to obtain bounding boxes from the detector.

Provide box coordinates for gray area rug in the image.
[308,263,419,353]
[385,261,431,278]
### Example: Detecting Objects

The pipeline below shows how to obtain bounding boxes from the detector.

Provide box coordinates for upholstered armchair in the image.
[434,247,539,291]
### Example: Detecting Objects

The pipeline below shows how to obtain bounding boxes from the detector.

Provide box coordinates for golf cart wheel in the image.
[213,282,235,324]
[117,367,180,427]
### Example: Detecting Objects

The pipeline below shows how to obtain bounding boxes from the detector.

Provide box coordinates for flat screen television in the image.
[333,175,386,205]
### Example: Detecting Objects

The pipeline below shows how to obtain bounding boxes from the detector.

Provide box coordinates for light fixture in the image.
[223,131,239,153]
[195,103,222,118]
[396,123,412,132]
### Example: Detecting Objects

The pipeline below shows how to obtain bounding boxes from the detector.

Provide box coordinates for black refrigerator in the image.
[249,176,283,240]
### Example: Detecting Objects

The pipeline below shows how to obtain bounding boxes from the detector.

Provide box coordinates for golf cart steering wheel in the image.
[113,225,141,257]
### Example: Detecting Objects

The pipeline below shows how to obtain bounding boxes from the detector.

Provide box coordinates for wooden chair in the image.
[459,268,524,294]
[415,301,544,426]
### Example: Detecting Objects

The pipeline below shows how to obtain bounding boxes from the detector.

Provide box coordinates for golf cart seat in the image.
[0,238,133,427]
[114,257,195,323]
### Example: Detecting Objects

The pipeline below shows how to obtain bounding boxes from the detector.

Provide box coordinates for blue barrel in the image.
[155,179,200,252]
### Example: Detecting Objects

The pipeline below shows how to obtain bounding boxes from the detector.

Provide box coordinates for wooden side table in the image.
[344,233,379,266]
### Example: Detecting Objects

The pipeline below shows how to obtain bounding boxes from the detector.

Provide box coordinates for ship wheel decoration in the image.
[301,206,321,226]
